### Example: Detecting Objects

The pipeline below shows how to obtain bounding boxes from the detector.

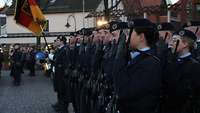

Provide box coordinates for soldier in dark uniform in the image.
[156,22,175,69]
[162,29,200,113]
[0,48,4,78]
[52,35,70,113]
[10,44,23,86]
[113,19,162,113]
[183,21,200,61]
[67,33,80,113]
[20,47,26,74]
[102,21,129,85]
[27,47,36,76]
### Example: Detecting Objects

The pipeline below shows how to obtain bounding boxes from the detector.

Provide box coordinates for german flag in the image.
[14,0,47,36]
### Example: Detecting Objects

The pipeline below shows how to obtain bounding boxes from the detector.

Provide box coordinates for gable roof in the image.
[7,0,102,15]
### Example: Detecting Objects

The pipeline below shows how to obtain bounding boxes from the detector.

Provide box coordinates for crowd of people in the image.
[0,18,200,113]
[0,45,47,85]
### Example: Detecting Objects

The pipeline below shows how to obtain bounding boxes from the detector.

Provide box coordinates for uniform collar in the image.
[58,45,64,49]
[197,39,200,42]
[130,51,140,59]
[130,47,151,60]
[76,43,80,47]
[138,47,150,52]
[179,52,191,59]
[176,52,192,62]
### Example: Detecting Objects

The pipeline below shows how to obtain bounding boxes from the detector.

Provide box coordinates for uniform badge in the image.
[105,24,110,29]
[157,24,162,30]
[128,21,134,28]
[179,30,185,36]
[112,24,118,30]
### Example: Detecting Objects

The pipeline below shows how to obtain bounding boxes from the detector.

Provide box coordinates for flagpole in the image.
[82,0,85,28]
[42,32,50,54]
[195,27,199,35]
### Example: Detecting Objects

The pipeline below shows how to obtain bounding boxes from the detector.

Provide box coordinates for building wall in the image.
[7,12,95,33]
[0,12,96,44]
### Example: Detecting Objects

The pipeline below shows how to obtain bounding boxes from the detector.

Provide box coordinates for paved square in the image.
[0,70,57,113]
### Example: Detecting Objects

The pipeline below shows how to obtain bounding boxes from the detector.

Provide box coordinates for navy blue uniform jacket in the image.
[113,50,162,113]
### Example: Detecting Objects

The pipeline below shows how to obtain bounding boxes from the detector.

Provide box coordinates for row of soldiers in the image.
[51,18,200,113]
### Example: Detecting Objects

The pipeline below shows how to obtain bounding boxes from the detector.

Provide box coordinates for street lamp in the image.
[65,15,77,32]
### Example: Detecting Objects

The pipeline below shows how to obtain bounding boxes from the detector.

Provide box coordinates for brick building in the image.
[122,0,200,23]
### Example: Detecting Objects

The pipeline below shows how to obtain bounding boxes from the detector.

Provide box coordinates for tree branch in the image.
[108,0,122,10]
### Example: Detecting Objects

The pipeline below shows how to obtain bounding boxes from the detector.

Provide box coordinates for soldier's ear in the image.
[139,33,145,41]
[181,39,189,48]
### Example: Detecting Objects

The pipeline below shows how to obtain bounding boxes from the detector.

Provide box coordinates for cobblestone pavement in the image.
[0,70,57,113]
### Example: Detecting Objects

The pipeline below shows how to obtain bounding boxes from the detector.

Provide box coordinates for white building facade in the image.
[0,0,124,44]
[0,12,95,44]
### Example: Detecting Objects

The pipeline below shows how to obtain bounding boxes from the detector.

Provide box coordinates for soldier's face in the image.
[111,30,120,42]
[54,39,59,47]
[105,31,112,41]
[93,32,101,43]
[69,37,74,46]
[58,39,64,46]
[130,30,143,49]
[171,35,188,53]
[159,31,172,43]
[99,29,105,35]
[84,37,89,43]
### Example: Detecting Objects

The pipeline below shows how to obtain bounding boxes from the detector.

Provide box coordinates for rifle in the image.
[174,40,180,57]
[163,32,169,42]
[195,27,199,35]
[115,30,127,60]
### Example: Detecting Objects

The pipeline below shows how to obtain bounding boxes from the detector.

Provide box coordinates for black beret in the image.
[183,21,200,28]
[76,29,85,35]
[86,27,96,33]
[128,19,155,29]
[173,29,197,41]
[157,22,175,31]
[96,21,128,32]
[109,21,128,32]
[57,35,67,42]
[76,28,94,36]
[76,29,82,35]
[70,32,77,36]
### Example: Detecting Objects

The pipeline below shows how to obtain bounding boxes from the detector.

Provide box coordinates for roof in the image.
[122,0,167,16]
[6,0,102,15]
